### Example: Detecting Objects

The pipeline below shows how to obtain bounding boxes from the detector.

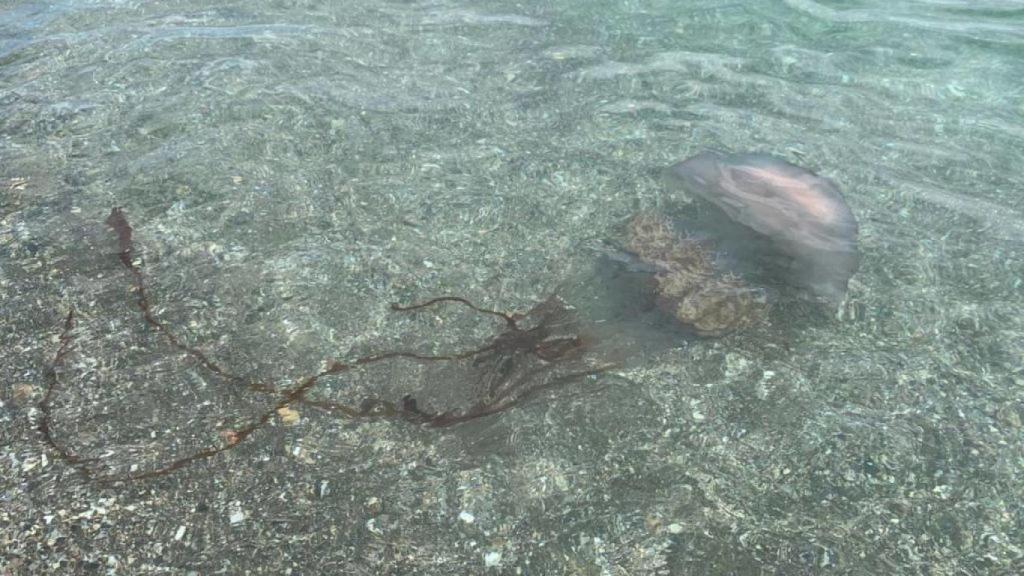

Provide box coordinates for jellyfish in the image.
[666,151,860,304]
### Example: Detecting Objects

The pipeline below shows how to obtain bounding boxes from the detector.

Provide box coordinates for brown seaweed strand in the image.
[41,208,613,482]
[112,342,516,481]
[38,308,102,476]
[59,305,506,483]
[108,303,608,478]
[46,289,525,480]
[116,375,320,482]
[392,296,517,328]
[424,365,615,427]
[104,208,276,395]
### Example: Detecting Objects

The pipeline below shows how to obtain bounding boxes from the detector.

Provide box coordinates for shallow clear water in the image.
[2,0,1022,573]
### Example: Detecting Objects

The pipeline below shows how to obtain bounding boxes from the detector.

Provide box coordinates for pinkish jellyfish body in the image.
[667,151,860,303]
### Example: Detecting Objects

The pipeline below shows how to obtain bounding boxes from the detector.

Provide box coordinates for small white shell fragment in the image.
[458,511,475,524]
[228,502,246,525]
[483,550,502,567]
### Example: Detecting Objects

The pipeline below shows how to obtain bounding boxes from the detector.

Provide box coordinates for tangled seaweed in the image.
[39,208,614,483]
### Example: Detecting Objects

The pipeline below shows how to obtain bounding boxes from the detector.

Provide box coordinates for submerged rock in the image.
[624,212,768,337]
